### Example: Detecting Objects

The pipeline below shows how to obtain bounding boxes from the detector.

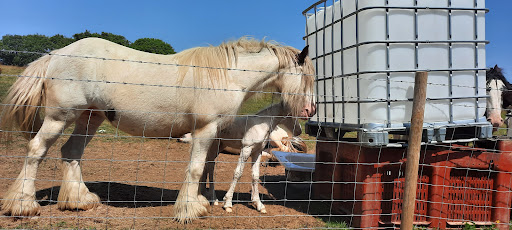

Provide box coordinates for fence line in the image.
[0,49,501,93]
[1,47,511,229]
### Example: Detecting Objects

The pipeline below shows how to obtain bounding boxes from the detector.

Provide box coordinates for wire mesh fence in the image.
[0,33,511,230]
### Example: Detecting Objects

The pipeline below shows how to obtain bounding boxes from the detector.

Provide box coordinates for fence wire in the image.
[0,45,511,230]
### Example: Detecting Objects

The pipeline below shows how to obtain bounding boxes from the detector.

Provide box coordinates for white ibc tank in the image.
[306,0,487,127]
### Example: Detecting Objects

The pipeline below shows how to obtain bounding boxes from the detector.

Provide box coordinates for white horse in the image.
[199,102,300,214]
[0,37,315,222]
[486,65,511,129]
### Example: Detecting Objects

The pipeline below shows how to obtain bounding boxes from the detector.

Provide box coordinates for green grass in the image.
[239,89,279,115]
[325,220,350,229]
[0,65,24,100]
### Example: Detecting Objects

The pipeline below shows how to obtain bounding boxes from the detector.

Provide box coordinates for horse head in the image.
[275,46,316,120]
[486,65,510,128]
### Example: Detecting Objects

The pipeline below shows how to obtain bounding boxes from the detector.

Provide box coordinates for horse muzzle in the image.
[300,103,316,120]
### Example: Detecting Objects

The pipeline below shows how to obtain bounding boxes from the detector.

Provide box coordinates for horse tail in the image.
[1,55,52,140]
[281,136,308,153]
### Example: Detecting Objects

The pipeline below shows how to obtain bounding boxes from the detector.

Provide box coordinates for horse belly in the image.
[110,110,190,138]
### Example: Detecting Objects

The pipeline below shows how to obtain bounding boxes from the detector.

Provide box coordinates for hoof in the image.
[2,193,40,217]
[213,199,219,206]
[198,194,210,208]
[58,191,100,211]
[253,201,266,214]
[174,196,208,223]
[224,207,233,213]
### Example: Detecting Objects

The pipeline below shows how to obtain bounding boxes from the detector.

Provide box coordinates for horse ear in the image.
[297,46,309,66]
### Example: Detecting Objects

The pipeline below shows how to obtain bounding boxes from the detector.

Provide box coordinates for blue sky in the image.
[1,0,510,78]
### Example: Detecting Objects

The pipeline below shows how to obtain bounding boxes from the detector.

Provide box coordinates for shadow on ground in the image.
[34,177,344,223]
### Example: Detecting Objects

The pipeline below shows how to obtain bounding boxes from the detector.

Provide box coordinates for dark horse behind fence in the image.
[486,65,511,129]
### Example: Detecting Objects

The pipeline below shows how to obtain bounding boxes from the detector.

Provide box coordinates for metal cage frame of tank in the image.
[303,0,492,147]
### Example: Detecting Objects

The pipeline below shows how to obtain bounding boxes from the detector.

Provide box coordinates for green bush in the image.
[73,30,130,47]
[130,38,175,54]
[0,34,52,66]
[0,31,176,66]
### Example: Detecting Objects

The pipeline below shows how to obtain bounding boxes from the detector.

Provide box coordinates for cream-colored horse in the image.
[1,37,315,222]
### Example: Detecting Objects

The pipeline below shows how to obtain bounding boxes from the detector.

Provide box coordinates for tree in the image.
[99,32,130,47]
[49,34,74,48]
[0,34,53,66]
[73,30,130,46]
[130,38,175,54]
[0,31,177,66]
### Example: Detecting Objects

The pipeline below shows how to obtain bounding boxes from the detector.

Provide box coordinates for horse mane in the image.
[173,37,305,87]
[487,65,512,89]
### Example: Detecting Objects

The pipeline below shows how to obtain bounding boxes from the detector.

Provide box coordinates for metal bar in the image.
[316,95,489,104]
[340,0,346,124]
[323,1,328,124]
[385,0,391,127]
[315,67,489,81]
[310,40,489,61]
[356,0,361,125]
[314,4,320,123]
[302,0,328,15]
[448,0,454,123]
[330,0,336,124]
[303,6,489,39]
[474,0,481,123]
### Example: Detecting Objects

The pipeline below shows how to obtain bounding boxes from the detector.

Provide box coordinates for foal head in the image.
[273,46,316,119]
[486,65,510,128]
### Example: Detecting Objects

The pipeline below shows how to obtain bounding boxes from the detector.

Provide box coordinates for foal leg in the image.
[250,151,266,213]
[57,110,104,211]
[174,122,217,223]
[2,117,71,216]
[223,145,253,213]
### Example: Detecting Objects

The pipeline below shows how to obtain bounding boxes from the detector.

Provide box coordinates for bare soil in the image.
[0,134,328,229]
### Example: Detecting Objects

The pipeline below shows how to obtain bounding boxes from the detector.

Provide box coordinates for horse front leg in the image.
[174,122,217,223]
[2,117,69,217]
[57,111,104,211]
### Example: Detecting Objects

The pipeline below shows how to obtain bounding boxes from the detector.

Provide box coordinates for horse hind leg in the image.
[2,115,73,216]
[250,151,266,213]
[57,110,104,211]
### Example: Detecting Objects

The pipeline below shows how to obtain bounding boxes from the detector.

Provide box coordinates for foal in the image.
[201,102,301,213]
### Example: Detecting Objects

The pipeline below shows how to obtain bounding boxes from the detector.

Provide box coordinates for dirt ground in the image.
[0,133,329,229]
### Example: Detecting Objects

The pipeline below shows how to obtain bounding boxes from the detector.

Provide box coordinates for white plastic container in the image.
[306,0,487,128]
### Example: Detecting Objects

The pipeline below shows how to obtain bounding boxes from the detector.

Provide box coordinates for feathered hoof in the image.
[2,193,41,217]
[57,191,100,211]
[198,194,209,208]
[213,199,219,206]
[174,196,208,223]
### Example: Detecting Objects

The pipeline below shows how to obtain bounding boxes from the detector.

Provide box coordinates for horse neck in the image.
[235,51,281,95]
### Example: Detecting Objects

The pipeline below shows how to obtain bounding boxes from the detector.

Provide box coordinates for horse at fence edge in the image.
[486,65,512,130]
[0,37,316,223]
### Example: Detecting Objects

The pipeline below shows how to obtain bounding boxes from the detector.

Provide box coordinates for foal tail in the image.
[1,55,52,140]
[281,136,308,153]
